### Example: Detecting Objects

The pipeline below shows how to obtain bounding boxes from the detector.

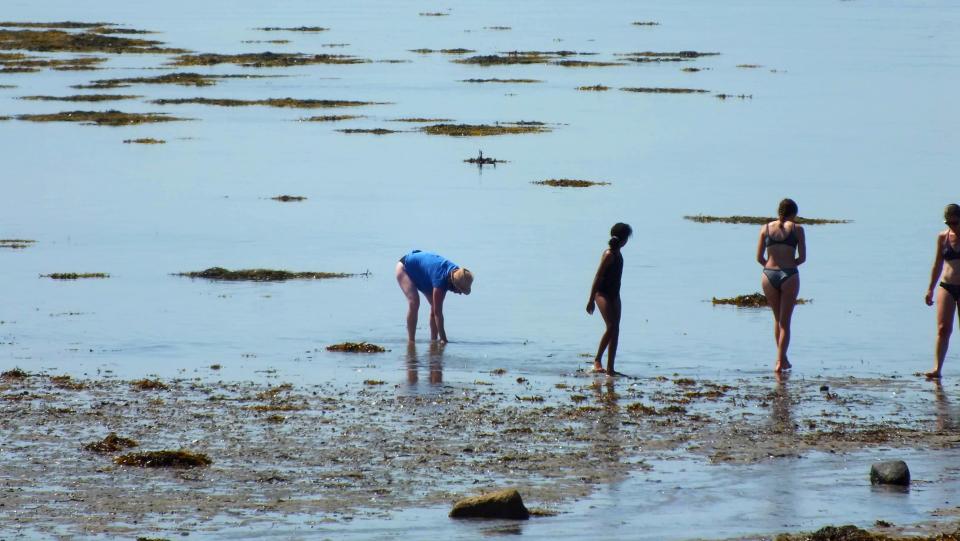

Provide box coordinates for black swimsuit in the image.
[940,231,960,300]
[763,224,799,291]
[596,251,623,299]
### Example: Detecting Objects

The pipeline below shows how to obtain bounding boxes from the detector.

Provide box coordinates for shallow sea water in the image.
[1,0,959,539]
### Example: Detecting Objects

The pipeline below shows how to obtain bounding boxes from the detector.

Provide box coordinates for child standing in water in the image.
[587,223,633,375]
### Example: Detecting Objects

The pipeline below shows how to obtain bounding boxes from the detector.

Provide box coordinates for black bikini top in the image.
[944,231,960,261]
[765,223,798,248]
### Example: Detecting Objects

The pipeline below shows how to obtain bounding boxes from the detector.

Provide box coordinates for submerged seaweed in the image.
[389,117,452,122]
[684,215,851,225]
[532,179,610,188]
[621,87,709,94]
[0,28,185,54]
[176,267,359,281]
[20,94,139,102]
[17,110,185,126]
[421,123,549,136]
[618,51,719,59]
[576,85,610,91]
[336,128,398,134]
[632,21,660,26]
[114,450,212,468]
[151,97,381,109]
[74,72,225,90]
[256,26,328,32]
[326,342,387,353]
[170,51,368,67]
[410,48,474,54]
[271,195,307,202]
[84,432,138,453]
[0,239,35,249]
[554,60,625,67]
[715,93,753,100]
[300,114,363,122]
[42,273,109,279]
[460,78,541,83]
[712,293,810,307]
[123,138,164,144]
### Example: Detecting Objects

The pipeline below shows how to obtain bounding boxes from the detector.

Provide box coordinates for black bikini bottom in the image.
[941,282,960,301]
[763,268,798,291]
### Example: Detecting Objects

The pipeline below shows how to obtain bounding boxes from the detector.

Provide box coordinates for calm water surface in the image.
[1,0,958,538]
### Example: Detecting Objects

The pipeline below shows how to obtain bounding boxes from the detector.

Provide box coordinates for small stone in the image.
[870,460,910,486]
[819,385,829,392]
[449,488,530,519]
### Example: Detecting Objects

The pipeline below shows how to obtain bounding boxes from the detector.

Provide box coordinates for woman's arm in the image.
[756,226,767,266]
[795,226,807,266]
[431,287,448,342]
[926,233,945,306]
[587,250,612,314]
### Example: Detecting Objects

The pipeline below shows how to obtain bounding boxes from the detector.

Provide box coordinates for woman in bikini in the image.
[587,222,633,375]
[924,204,960,379]
[757,199,807,372]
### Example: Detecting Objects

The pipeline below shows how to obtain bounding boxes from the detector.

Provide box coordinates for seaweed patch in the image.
[421,123,550,136]
[151,97,382,109]
[419,12,449,16]
[114,450,212,468]
[170,51,368,67]
[271,195,306,202]
[532,179,610,188]
[621,87,709,94]
[17,110,186,126]
[554,60,625,67]
[336,128,398,134]
[256,26,328,32]
[576,84,609,91]
[20,94,140,102]
[74,72,229,89]
[131,378,169,391]
[631,21,660,26]
[84,432,138,453]
[0,239,35,249]
[123,138,165,144]
[389,117,452,122]
[465,150,506,165]
[176,267,361,281]
[715,93,753,100]
[684,215,851,225]
[0,21,114,29]
[712,293,810,307]
[1,55,108,72]
[1,367,28,379]
[0,28,185,54]
[42,273,109,279]
[300,114,363,122]
[410,48,474,54]
[326,342,387,353]
[461,78,541,83]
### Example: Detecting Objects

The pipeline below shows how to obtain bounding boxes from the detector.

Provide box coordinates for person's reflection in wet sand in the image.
[933,381,957,431]
[770,371,796,435]
[590,378,624,464]
[403,342,445,388]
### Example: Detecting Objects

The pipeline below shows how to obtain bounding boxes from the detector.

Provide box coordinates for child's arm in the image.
[586,250,612,314]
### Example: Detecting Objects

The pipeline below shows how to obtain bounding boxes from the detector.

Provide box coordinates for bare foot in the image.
[774,361,791,372]
[925,370,942,379]
[592,362,606,374]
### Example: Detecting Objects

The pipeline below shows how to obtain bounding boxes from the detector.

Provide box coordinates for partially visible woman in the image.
[396,250,473,343]
[757,199,807,373]
[924,204,960,379]
[587,222,633,376]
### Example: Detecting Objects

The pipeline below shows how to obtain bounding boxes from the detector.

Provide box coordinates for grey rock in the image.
[870,460,910,486]
[449,488,530,519]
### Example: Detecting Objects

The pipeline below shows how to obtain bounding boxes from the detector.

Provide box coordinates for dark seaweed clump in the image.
[20,94,140,102]
[326,342,387,353]
[300,114,363,122]
[123,138,164,144]
[84,432,138,453]
[271,195,306,202]
[177,267,359,281]
[42,273,109,279]
[532,179,610,188]
[716,93,753,99]
[577,85,609,91]
[0,21,113,29]
[455,50,602,67]
[684,215,851,225]
[461,78,541,83]
[410,48,474,54]
[772,524,932,541]
[151,97,381,109]
[0,28,185,54]
[421,123,550,136]
[618,51,719,59]
[170,52,368,67]
[389,117,452,122]
[712,293,810,307]
[114,450,212,468]
[337,128,398,134]
[621,87,709,94]
[419,12,449,16]
[1,55,107,72]
[0,239,35,249]
[74,72,227,90]
[131,378,169,391]
[555,60,625,67]
[1,367,28,379]
[17,110,186,126]
[632,21,660,26]
[256,26,328,32]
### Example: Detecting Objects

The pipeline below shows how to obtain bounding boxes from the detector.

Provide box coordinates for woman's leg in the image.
[596,294,622,375]
[396,262,420,342]
[775,275,800,372]
[761,273,782,360]
[929,286,956,378]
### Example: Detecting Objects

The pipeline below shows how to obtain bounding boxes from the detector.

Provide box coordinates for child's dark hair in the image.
[609,222,633,249]
[778,198,798,223]
[945,203,960,221]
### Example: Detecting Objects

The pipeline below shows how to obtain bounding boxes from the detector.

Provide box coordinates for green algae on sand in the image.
[684,214,851,225]
[42,273,109,279]
[170,51,368,67]
[712,293,810,307]
[176,267,360,281]
[17,110,186,126]
[326,342,387,353]
[532,179,609,188]
[21,94,139,102]
[151,97,382,109]
[421,123,550,136]
[114,450,212,468]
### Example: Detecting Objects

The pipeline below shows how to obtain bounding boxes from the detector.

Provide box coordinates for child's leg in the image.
[596,295,621,374]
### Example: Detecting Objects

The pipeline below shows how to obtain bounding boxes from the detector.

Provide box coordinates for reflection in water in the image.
[404,342,445,388]
[770,372,796,435]
[933,381,956,431]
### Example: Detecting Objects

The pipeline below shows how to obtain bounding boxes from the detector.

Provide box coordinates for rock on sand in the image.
[449,488,530,519]
[870,460,910,486]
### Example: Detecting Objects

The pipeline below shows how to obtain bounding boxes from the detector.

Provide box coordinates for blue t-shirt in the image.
[402,250,459,294]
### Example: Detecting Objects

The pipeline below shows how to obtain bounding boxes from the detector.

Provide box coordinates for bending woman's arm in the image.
[587,250,612,314]
[431,288,448,342]
[926,233,945,305]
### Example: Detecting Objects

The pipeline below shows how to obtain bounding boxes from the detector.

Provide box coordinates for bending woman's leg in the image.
[396,262,420,342]
[596,294,622,375]
[775,274,799,372]
[929,286,956,378]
